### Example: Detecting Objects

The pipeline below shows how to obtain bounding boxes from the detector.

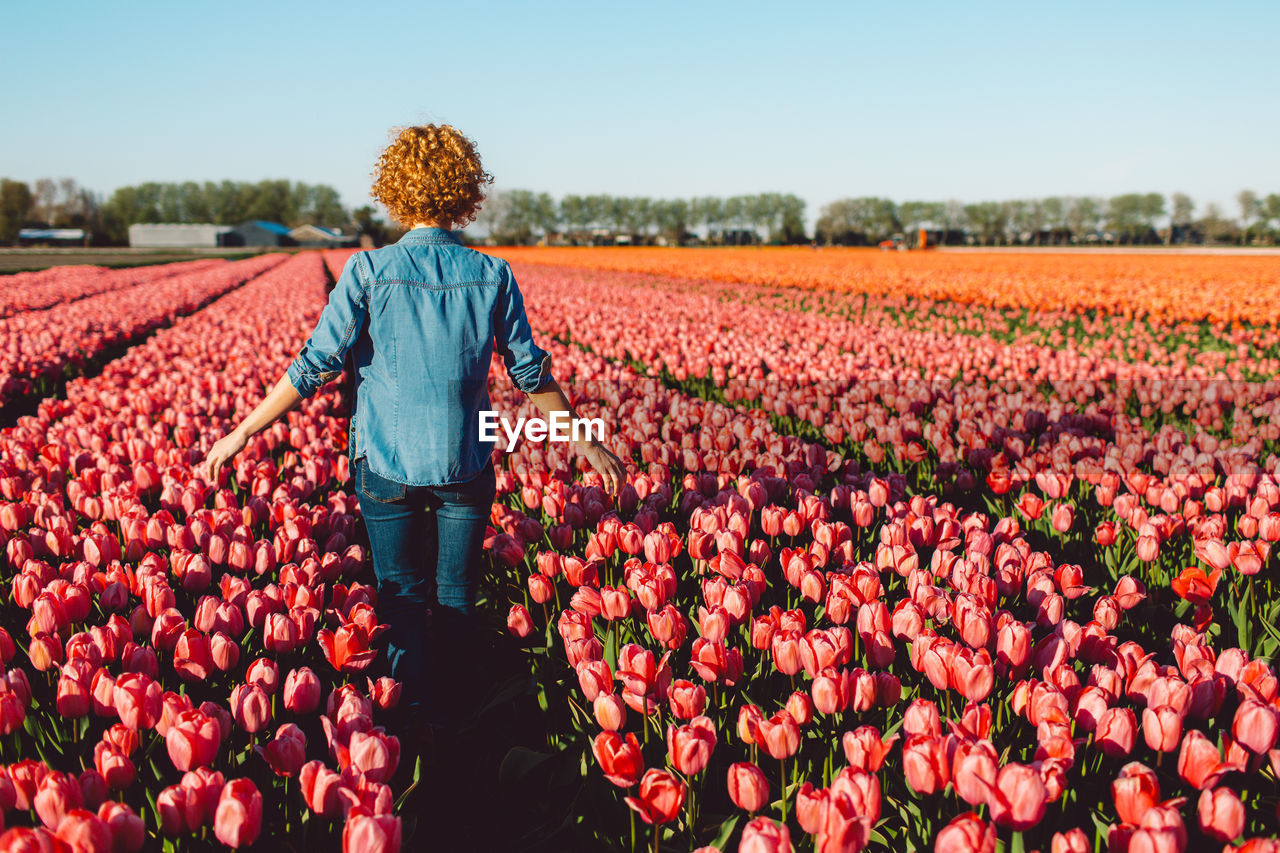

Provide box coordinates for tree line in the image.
[0,177,357,245]
[476,190,807,245]
[814,191,1280,246]
[4,176,1279,248]
[481,189,1280,247]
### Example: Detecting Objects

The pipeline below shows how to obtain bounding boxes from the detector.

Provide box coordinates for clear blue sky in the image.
[3,0,1277,229]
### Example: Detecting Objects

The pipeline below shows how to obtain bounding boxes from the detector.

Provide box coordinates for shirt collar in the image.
[396,226,462,245]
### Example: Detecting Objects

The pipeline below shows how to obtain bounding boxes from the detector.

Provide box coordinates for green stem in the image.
[779,757,788,823]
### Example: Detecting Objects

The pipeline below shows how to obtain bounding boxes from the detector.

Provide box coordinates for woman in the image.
[202,124,626,737]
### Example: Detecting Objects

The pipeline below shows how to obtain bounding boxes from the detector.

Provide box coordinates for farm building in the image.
[128,223,233,248]
[224,221,294,247]
[289,224,357,248]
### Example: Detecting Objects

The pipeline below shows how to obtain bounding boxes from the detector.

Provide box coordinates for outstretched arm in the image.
[202,253,368,484]
[525,375,627,498]
[201,374,304,482]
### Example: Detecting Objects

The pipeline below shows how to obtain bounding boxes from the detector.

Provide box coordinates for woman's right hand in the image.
[202,429,247,484]
[579,439,627,498]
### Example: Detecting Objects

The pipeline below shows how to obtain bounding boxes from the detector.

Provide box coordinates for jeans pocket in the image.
[358,459,408,503]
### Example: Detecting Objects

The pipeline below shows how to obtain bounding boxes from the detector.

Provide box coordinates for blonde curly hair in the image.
[370,124,493,227]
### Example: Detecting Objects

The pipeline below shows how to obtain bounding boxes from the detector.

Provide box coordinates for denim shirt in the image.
[286,227,552,486]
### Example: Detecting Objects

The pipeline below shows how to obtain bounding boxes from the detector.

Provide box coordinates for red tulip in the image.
[34,771,83,830]
[592,731,644,787]
[347,729,399,783]
[594,694,626,731]
[1233,698,1279,754]
[739,816,792,853]
[1178,729,1229,790]
[342,806,402,853]
[316,623,378,673]
[1142,705,1183,753]
[283,667,322,714]
[180,766,225,826]
[951,740,998,807]
[758,710,801,760]
[727,762,769,813]
[506,604,534,637]
[92,742,135,790]
[902,735,949,795]
[98,801,145,852]
[667,715,716,776]
[986,763,1046,831]
[230,683,271,734]
[173,629,212,682]
[165,708,220,772]
[668,679,707,719]
[841,726,897,773]
[1198,786,1244,842]
[1170,566,1221,606]
[1113,762,1160,825]
[934,812,995,853]
[245,657,280,694]
[54,808,112,852]
[260,723,307,777]
[213,778,262,848]
[1050,827,1090,853]
[300,760,344,817]
[624,768,685,825]
[1095,707,1137,757]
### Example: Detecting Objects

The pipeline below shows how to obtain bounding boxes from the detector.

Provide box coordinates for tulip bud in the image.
[214,778,263,848]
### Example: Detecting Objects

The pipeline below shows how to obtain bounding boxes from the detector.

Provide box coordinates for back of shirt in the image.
[287,228,552,486]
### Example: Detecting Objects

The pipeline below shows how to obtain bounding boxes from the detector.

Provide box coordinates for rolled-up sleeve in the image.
[493,261,553,393]
[287,252,368,398]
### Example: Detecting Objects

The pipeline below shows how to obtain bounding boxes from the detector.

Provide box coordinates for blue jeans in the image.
[355,455,496,725]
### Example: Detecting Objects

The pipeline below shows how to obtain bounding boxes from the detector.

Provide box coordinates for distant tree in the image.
[533,192,559,240]
[653,198,690,244]
[489,189,538,244]
[1107,194,1149,244]
[1263,194,1280,243]
[816,197,898,245]
[693,196,724,243]
[626,197,652,237]
[31,178,58,225]
[1001,200,1029,244]
[1169,192,1194,244]
[1238,190,1259,245]
[723,196,746,239]
[777,194,806,243]
[1040,197,1064,244]
[1140,193,1165,243]
[604,196,630,235]
[963,202,1004,246]
[304,184,347,227]
[897,201,932,239]
[352,206,389,245]
[941,200,967,244]
[560,194,587,240]
[584,195,611,233]
[1026,199,1047,245]
[1199,202,1235,244]
[0,179,33,243]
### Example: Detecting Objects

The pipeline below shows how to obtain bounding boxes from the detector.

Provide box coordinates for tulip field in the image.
[1,247,1280,852]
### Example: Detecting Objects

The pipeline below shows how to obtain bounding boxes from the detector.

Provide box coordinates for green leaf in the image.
[710,814,740,850]
[476,673,534,717]
[498,746,554,785]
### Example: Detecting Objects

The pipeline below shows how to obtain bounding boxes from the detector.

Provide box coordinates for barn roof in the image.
[247,220,293,235]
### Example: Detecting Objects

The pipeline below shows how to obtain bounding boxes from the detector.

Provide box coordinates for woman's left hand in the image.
[202,429,247,483]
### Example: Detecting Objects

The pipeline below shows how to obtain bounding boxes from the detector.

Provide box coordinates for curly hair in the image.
[370,124,494,227]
